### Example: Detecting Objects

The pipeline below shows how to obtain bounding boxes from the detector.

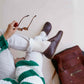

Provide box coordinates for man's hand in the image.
[4,21,18,40]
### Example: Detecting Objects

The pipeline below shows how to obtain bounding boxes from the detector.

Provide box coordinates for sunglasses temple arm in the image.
[17,15,37,31]
[27,15,37,29]
[18,15,29,26]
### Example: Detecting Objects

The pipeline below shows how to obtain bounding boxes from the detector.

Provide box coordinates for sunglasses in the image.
[14,15,37,31]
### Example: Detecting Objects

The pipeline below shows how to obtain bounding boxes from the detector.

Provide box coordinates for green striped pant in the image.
[0,52,45,84]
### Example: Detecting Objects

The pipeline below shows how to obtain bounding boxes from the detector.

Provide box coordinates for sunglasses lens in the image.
[23,27,28,30]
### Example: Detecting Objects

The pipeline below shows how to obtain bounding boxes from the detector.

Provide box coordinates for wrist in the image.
[3,33,9,40]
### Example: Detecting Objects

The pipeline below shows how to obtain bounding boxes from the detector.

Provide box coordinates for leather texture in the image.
[43,30,63,59]
[42,22,52,35]
[52,45,84,84]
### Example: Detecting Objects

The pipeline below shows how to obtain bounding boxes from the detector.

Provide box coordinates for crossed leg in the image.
[0,30,50,80]
[15,51,44,84]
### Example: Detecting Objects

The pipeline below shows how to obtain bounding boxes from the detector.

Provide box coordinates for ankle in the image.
[34,31,48,41]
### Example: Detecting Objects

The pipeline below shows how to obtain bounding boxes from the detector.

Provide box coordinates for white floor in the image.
[0,0,78,84]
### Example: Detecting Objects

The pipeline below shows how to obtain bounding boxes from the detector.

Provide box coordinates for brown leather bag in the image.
[52,45,84,84]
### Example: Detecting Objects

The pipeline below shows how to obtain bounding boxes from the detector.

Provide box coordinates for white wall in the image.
[0,0,73,84]
[73,0,84,50]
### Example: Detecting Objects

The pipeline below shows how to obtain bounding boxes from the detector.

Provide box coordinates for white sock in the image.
[34,31,47,41]
[27,38,51,52]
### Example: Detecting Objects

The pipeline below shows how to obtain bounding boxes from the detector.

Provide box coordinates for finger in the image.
[10,20,15,25]
[14,22,18,27]
[11,20,18,26]
[21,57,25,59]
[13,27,18,31]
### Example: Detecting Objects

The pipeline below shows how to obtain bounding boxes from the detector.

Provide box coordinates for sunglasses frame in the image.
[17,15,37,31]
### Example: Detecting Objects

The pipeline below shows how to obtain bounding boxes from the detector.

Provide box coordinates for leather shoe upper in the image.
[43,30,63,59]
[42,22,52,35]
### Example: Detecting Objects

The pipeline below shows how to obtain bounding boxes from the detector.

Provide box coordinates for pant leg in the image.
[15,51,45,84]
[25,51,43,71]
[7,34,29,51]
[0,49,15,80]
[7,32,50,53]
[7,31,48,51]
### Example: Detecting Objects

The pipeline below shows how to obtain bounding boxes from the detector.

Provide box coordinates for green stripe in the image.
[21,82,33,84]
[1,35,8,48]
[41,77,45,84]
[18,69,39,83]
[0,39,5,46]
[2,35,8,47]
[16,60,39,68]
[0,35,8,53]
[18,69,45,84]
[3,78,18,84]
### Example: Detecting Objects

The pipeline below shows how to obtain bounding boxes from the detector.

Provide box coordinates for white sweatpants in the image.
[0,51,44,80]
[0,49,15,79]
[0,31,49,80]
[25,51,43,72]
[7,32,50,52]
[15,51,44,84]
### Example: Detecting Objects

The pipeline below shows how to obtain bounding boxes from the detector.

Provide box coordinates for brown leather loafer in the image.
[43,30,63,59]
[42,22,52,35]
